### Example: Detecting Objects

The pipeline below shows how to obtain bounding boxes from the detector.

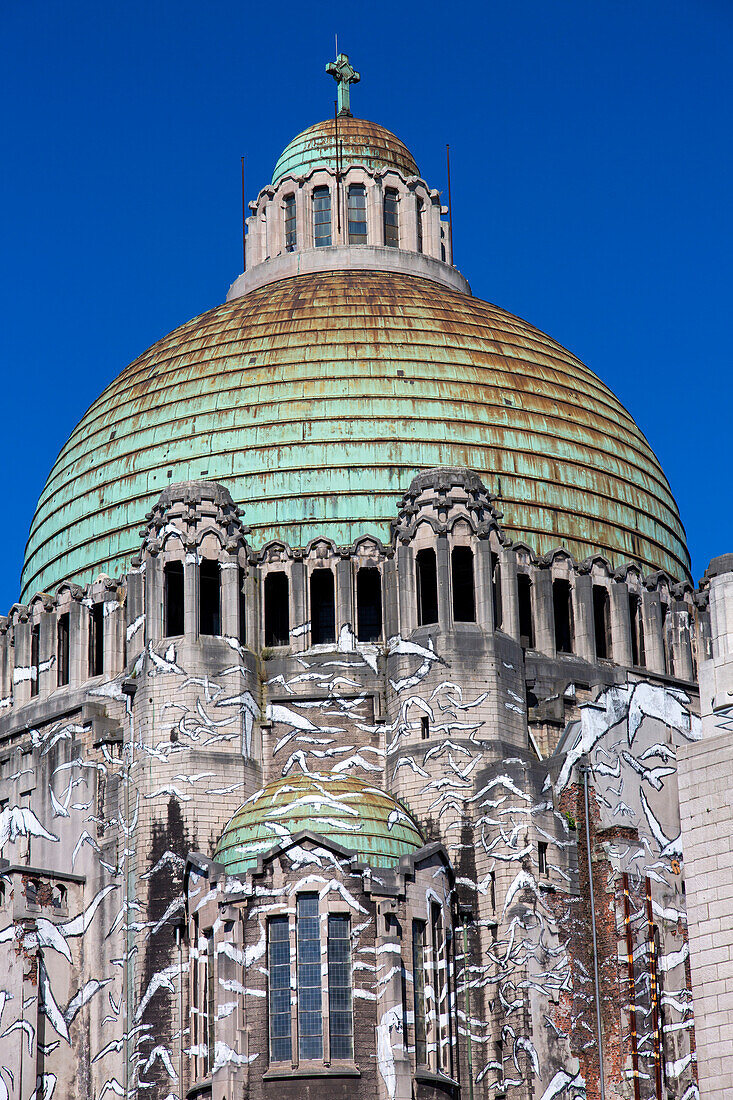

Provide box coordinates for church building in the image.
[1,53,732,1100]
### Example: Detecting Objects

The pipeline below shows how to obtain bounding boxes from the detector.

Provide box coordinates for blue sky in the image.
[1,0,731,610]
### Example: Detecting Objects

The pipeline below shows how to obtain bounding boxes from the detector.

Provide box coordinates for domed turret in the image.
[272,117,420,186]
[214,773,424,873]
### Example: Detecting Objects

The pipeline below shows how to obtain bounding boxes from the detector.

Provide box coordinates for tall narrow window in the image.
[284,193,297,252]
[89,602,104,676]
[412,921,427,1064]
[356,567,382,641]
[297,894,322,1060]
[629,592,645,667]
[491,552,502,629]
[57,613,70,687]
[384,188,399,246]
[30,624,40,697]
[538,841,549,877]
[431,905,447,1071]
[310,569,336,645]
[517,573,534,649]
[661,601,673,675]
[416,197,424,253]
[593,584,611,660]
[268,917,292,1062]
[347,184,367,243]
[164,561,184,636]
[238,566,247,646]
[451,547,476,622]
[553,578,574,653]
[313,186,332,247]
[199,560,221,636]
[421,715,430,739]
[416,549,439,626]
[328,915,353,1059]
[265,572,289,647]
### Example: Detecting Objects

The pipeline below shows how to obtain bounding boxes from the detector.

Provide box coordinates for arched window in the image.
[593,584,612,659]
[347,184,367,243]
[629,592,645,667]
[57,612,70,686]
[313,186,332,247]
[416,197,424,253]
[284,193,296,252]
[30,624,40,697]
[89,602,104,676]
[517,573,534,649]
[491,552,502,628]
[553,578,574,653]
[310,569,336,645]
[416,549,439,626]
[356,567,382,641]
[164,560,184,636]
[264,572,289,647]
[384,188,399,246]
[199,560,221,636]
[451,547,475,622]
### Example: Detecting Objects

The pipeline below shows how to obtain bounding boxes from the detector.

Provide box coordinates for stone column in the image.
[425,196,440,259]
[532,567,555,656]
[397,544,416,636]
[474,540,495,632]
[104,594,125,677]
[69,599,89,686]
[572,575,596,662]
[641,590,666,674]
[499,548,520,640]
[146,554,164,642]
[609,581,633,668]
[437,535,451,628]
[0,619,11,702]
[336,558,352,633]
[294,183,306,252]
[184,554,199,640]
[370,181,385,246]
[374,902,412,1100]
[383,557,399,640]
[404,187,418,252]
[291,559,308,651]
[126,567,146,662]
[220,558,240,640]
[671,600,694,681]
[13,618,33,706]
[38,607,56,697]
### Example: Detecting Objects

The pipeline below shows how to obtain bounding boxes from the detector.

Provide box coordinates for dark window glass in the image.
[57,613,69,686]
[238,566,247,646]
[356,567,382,641]
[421,715,429,740]
[310,569,336,645]
[451,547,475,622]
[538,841,548,877]
[491,553,502,629]
[416,197,423,253]
[412,921,427,1064]
[284,193,296,252]
[89,603,104,676]
[416,549,439,626]
[347,184,367,243]
[268,917,292,1062]
[265,572,289,647]
[553,578,574,653]
[30,624,39,697]
[384,188,399,246]
[164,561,184,636]
[517,574,534,649]
[313,186,332,247]
[199,560,221,636]
[328,915,353,1059]
[297,894,322,1060]
[593,584,611,660]
[629,592,645,667]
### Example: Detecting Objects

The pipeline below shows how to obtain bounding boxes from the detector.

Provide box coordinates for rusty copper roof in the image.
[272,117,419,184]
[21,269,690,599]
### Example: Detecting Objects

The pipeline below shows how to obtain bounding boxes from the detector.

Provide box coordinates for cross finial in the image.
[326,52,360,117]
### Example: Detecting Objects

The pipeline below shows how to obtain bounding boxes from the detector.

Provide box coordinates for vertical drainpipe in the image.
[580,762,606,1100]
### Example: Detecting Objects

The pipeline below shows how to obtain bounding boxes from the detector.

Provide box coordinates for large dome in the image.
[272,117,419,185]
[21,268,690,600]
[214,773,424,873]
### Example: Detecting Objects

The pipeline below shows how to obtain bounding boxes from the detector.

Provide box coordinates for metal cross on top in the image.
[326,52,360,117]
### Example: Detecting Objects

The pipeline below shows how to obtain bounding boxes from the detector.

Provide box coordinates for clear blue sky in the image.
[1,0,731,611]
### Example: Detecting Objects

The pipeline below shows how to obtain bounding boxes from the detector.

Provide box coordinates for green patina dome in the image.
[214,773,425,873]
[21,268,691,600]
[272,117,419,185]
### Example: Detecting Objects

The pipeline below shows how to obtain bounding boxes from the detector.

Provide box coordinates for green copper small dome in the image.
[272,117,419,185]
[214,773,424,874]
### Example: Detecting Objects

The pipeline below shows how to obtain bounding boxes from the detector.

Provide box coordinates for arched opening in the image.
[593,584,611,659]
[491,552,502,628]
[553,578,574,653]
[451,547,476,622]
[517,573,534,649]
[89,602,104,676]
[416,548,439,626]
[30,623,40,697]
[313,186,332,247]
[310,569,336,645]
[284,193,296,252]
[57,612,70,686]
[347,184,367,243]
[384,188,399,246]
[629,592,645,667]
[416,196,424,253]
[238,566,247,645]
[199,560,221,636]
[264,572,289,647]
[356,567,382,641]
[164,560,184,636]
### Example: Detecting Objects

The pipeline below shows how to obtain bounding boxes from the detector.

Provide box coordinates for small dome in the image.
[272,117,419,185]
[214,773,424,873]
